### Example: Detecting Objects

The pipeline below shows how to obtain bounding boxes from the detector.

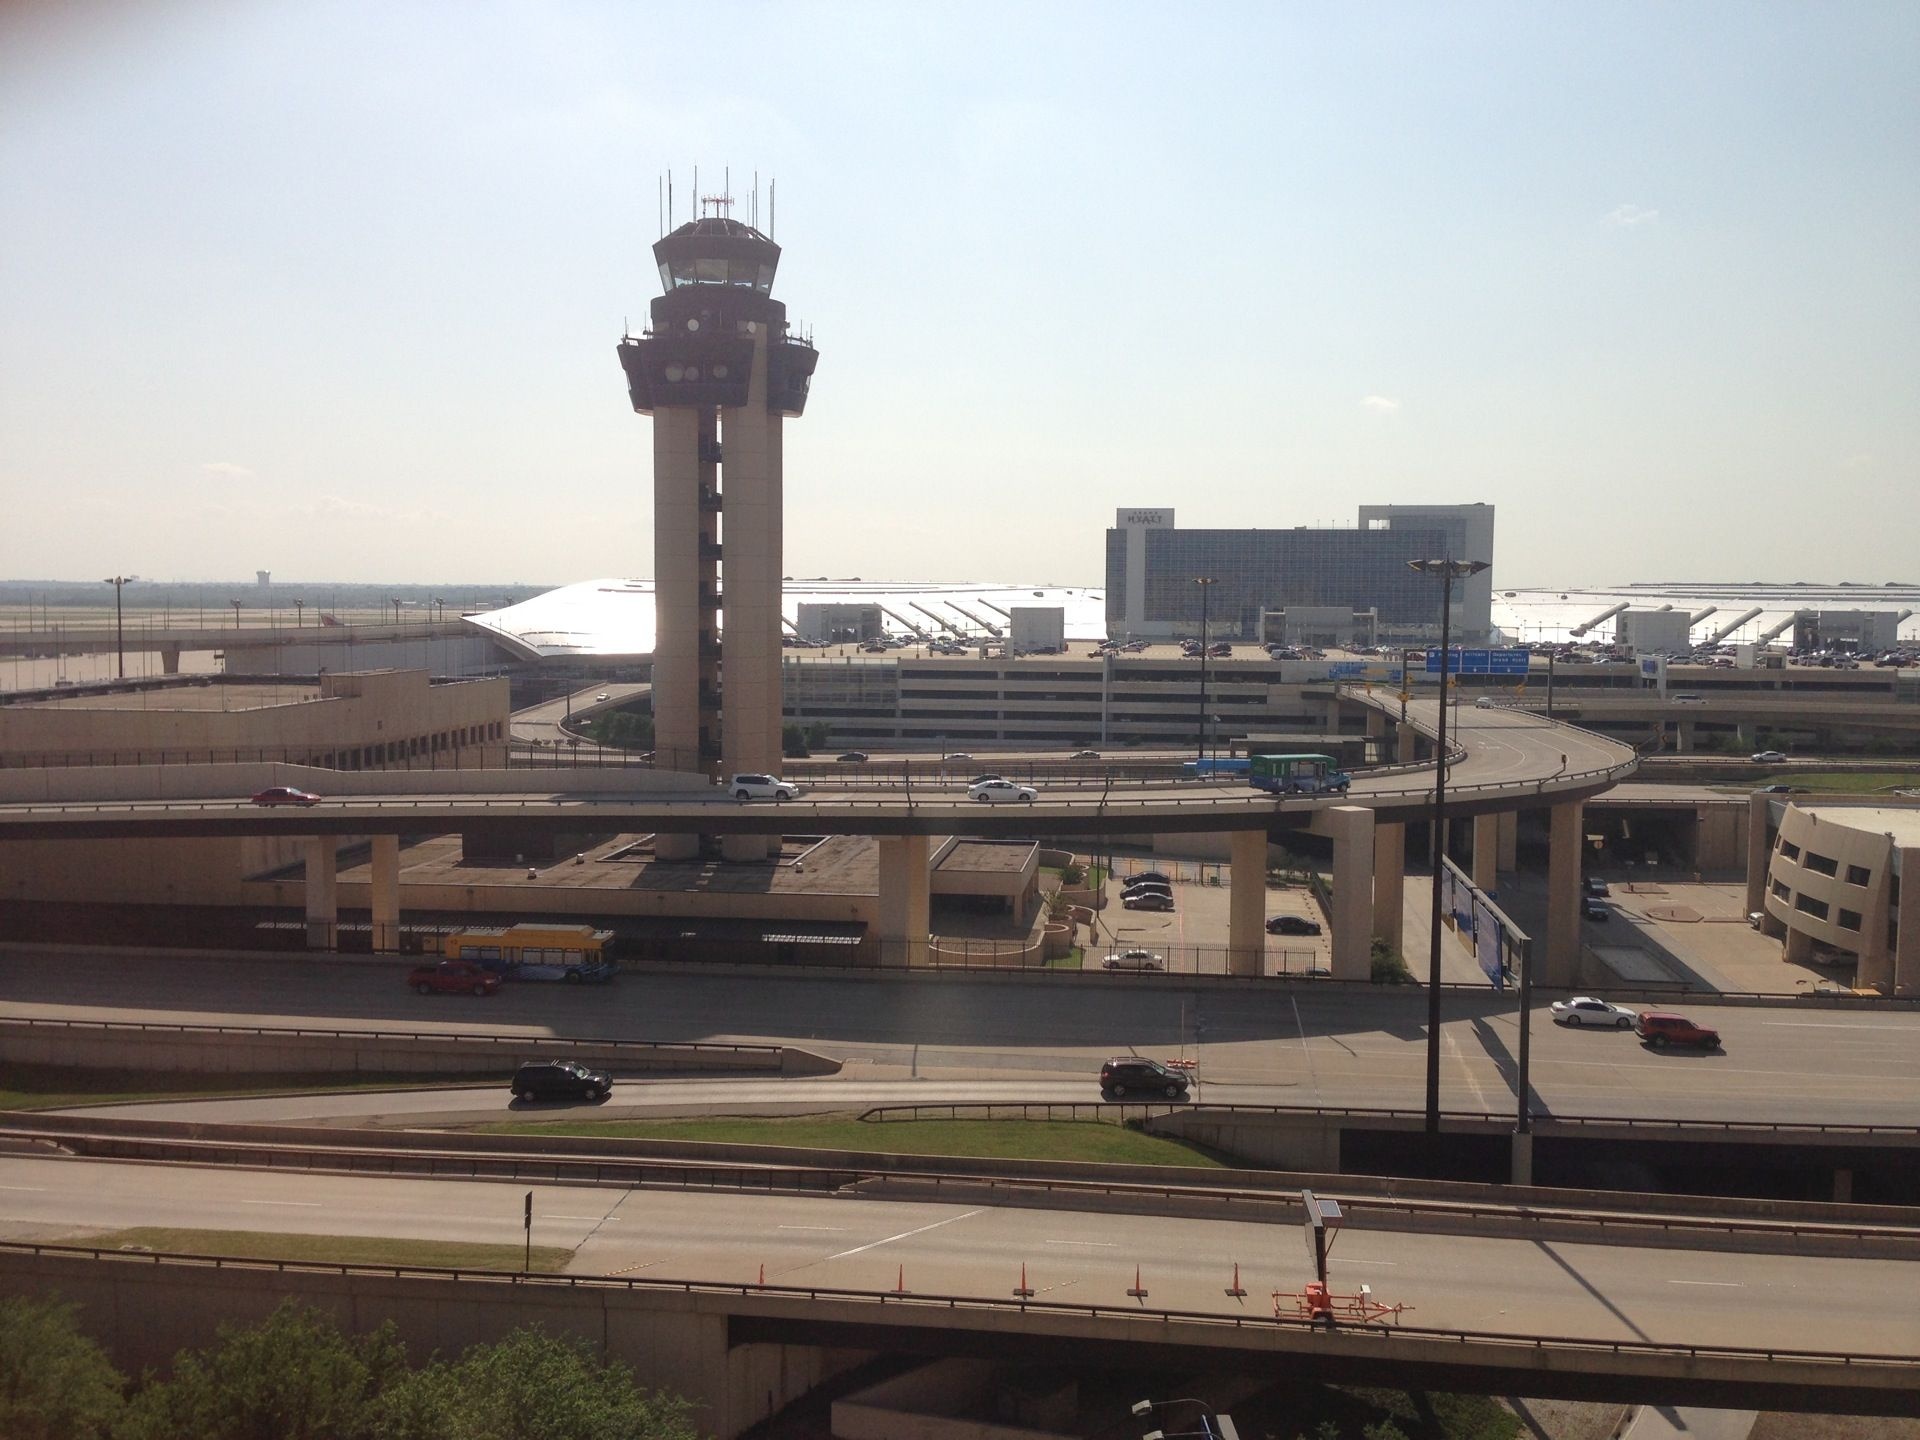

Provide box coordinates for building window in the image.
[1803,852,1838,877]
[1837,909,1862,932]
[1794,894,1829,921]
[1771,879,1791,901]
[1779,839,1800,860]
[1845,864,1871,886]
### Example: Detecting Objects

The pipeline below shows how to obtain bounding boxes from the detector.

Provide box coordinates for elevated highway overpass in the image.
[0,699,1635,982]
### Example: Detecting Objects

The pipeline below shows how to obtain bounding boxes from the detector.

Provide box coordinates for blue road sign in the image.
[1425,648,1530,676]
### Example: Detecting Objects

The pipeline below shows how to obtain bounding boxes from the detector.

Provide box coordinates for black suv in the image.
[510,1060,612,1103]
[1098,1056,1191,1099]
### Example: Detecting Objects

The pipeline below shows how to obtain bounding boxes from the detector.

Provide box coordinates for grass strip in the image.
[475,1112,1224,1167]
[63,1227,573,1274]
[1725,770,1920,794]
[0,1065,492,1112]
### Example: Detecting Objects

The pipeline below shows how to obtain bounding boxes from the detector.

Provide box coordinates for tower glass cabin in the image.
[617,213,817,860]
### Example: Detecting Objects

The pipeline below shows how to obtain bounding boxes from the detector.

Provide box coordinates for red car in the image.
[408,960,500,997]
[1634,1012,1721,1050]
[251,786,321,807]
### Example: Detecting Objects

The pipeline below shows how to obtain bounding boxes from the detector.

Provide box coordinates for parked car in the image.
[729,773,801,801]
[1584,877,1610,896]
[408,960,500,997]
[251,786,321,807]
[968,779,1037,803]
[1121,880,1173,898]
[1071,749,1101,759]
[1582,897,1610,921]
[1100,948,1165,972]
[1550,996,1636,1028]
[1127,871,1173,886]
[1634,1012,1722,1050]
[1751,750,1788,763]
[511,1060,612,1103]
[835,751,870,763]
[1265,914,1322,936]
[1098,1056,1190,1098]
[1123,891,1175,911]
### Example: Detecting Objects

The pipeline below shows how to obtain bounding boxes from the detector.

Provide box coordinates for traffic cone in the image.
[1013,1262,1034,1300]
[1127,1264,1148,1299]
[1225,1261,1246,1297]
[757,1263,765,1287]
[893,1263,909,1294]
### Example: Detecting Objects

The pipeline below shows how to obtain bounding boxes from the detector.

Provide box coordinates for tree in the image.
[0,1293,125,1440]
[782,723,810,758]
[370,1327,698,1440]
[118,1299,408,1440]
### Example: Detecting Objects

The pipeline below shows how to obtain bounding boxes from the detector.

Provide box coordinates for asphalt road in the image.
[4,1155,1913,1355]
[11,955,1919,1127]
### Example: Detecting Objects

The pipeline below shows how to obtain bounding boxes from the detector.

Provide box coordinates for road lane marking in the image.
[1760,1021,1912,1031]
[539,1215,608,1221]
[827,1209,982,1260]
[1334,1258,1398,1267]
[1043,1239,1117,1247]
[0,1185,47,1192]
[1667,1280,1742,1287]
[242,1199,322,1207]
[777,1225,847,1232]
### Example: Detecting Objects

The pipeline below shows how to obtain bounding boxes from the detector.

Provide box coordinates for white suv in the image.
[729,773,801,801]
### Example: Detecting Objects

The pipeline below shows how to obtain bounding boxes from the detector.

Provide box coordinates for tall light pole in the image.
[1408,556,1490,1135]
[103,575,136,679]
[229,599,242,629]
[1193,577,1216,764]
[293,599,305,628]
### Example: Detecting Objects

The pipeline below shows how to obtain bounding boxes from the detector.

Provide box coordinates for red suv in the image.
[1634,1012,1721,1050]
[408,960,500,997]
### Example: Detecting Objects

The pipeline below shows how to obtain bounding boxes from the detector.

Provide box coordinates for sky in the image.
[2,1,1915,590]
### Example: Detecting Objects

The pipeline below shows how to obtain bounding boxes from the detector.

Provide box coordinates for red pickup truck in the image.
[407,960,500,997]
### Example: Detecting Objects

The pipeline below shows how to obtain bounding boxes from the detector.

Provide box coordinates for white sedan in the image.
[1100,949,1165,971]
[1550,996,1637,1029]
[967,779,1037,803]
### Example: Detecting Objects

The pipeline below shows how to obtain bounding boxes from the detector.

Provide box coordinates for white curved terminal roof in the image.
[466,579,1111,659]
[1492,583,1920,646]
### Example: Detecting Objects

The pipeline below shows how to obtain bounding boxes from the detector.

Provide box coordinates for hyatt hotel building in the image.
[1105,504,1496,641]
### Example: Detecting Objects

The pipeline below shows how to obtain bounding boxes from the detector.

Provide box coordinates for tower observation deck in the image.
[617,205,818,861]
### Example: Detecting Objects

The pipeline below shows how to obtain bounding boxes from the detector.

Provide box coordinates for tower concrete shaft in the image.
[617,209,817,859]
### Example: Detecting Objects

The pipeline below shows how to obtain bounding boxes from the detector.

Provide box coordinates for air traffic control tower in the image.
[617,201,817,861]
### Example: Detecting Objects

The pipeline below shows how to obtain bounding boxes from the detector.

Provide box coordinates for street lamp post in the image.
[1193,577,1216,764]
[229,599,242,629]
[103,575,135,679]
[293,599,305,628]
[1408,556,1490,1135]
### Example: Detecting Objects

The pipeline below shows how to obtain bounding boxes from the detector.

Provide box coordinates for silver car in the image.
[968,779,1037,803]
[728,773,801,801]
[1100,949,1165,972]
[1550,996,1636,1029]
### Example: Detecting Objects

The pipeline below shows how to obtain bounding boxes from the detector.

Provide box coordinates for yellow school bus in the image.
[441,923,616,982]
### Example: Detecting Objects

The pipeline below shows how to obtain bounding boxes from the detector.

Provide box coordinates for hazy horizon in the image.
[4,2,1914,589]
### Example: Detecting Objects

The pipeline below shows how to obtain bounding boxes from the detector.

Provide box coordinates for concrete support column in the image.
[654,832,700,862]
[1784,925,1813,965]
[1472,813,1500,893]
[159,644,181,675]
[876,834,931,969]
[1676,720,1694,753]
[1371,821,1404,950]
[1395,721,1417,764]
[304,837,338,951]
[651,407,702,776]
[1326,806,1375,982]
[1543,800,1584,987]
[1497,809,1518,871]
[1365,708,1387,739]
[369,834,400,953]
[1745,792,1774,917]
[721,831,772,863]
[1894,849,1919,998]
[1227,829,1266,977]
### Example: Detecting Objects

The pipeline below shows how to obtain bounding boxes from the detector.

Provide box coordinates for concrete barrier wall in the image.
[0,1248,847,1440]
[0,762,715,806]
[0,1020,841,1078]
